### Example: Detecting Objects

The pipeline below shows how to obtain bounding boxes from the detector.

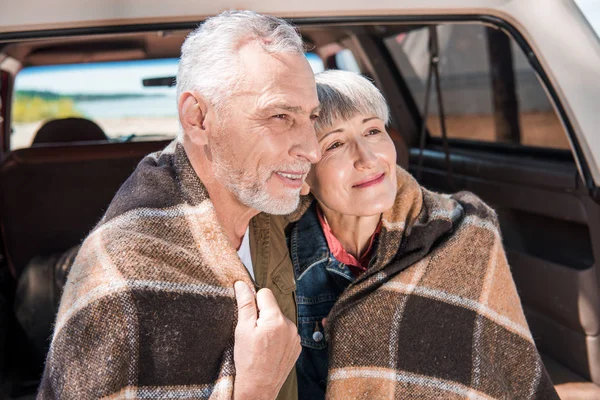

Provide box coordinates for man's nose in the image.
[354,141,377,170]
[289,122,321,164]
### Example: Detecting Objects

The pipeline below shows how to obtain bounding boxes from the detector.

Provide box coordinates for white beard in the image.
[212,149,304,215]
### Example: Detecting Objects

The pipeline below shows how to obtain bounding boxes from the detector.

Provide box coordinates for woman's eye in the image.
[273,114,288,120]
[367,129,381,136]
[310,114,320,122]
[326,141,342,151]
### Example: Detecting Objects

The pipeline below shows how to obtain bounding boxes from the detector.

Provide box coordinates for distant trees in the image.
[13,92,82,123]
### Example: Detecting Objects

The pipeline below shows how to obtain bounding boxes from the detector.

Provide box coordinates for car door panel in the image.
[410,147,600,383]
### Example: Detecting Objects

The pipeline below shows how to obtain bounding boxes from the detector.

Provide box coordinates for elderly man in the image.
[38,10,320,400]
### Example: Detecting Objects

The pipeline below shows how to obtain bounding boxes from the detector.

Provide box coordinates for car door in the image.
[377,22,600,387]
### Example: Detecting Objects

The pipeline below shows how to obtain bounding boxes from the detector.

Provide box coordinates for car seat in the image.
[32,117,107,145]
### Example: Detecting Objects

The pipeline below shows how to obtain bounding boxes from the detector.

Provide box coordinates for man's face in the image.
[211,43,321,215]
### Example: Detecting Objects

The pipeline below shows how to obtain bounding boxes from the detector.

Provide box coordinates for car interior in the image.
[0,16,599,400]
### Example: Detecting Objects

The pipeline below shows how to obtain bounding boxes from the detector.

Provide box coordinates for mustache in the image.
[270,161,312,175]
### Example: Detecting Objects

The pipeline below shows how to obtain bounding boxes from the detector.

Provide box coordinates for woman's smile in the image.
[352,172,385,188]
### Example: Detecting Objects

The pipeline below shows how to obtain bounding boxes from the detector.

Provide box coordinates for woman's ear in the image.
[179,91,209,146]
[300,181,311,196]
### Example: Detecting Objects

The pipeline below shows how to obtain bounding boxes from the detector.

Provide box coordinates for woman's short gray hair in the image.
[177,10,304,113]
[315,70,389,131]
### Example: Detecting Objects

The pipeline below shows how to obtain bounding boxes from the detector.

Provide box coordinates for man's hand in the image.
[233,281,301,400]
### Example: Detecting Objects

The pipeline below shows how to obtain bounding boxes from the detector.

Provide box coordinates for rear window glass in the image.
[385,24,569,150]
[335,49,361,73]
[12,59,179,149]
[11,53,325,149]
[306,52,325,73]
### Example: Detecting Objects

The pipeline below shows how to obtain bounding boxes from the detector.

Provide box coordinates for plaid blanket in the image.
[307,167,560,399]
[38,141,254,399]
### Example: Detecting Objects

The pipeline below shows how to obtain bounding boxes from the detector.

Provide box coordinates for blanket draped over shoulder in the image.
[290,167,559,400]
[38,141,254,399]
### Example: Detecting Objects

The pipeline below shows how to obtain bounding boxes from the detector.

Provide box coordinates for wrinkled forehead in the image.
[238,43,313,83]
[233,46,318,107]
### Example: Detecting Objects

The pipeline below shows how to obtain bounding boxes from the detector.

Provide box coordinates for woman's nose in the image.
[354,142,377,170]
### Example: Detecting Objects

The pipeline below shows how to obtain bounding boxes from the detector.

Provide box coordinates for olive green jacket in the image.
[250,213,297,400]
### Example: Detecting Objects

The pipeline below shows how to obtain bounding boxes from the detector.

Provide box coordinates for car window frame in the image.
[0,14,592,195]
[379,24,572,156]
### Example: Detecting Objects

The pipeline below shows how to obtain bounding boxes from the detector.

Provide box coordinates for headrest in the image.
[32,117,108,145]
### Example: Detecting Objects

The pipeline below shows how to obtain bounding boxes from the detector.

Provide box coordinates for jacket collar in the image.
[288,167,464,285]
[290,202,329,279]
[290,203,355,282]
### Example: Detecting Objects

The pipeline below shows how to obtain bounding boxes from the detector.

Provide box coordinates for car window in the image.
[11,54,325,150]
[306,52,325,73]
[384,24,570,150]
[11,59,180,149]
[335,49,361,73]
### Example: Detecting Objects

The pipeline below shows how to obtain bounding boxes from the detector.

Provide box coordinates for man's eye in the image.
[310,114,320,122]
[326,141,342,151]
[273,114,288,120]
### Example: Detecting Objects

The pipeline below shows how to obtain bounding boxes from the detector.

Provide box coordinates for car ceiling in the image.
[0,23,413,68]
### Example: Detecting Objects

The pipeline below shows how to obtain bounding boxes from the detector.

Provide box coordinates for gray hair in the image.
[314,70,389,131]
[177,10,304,114]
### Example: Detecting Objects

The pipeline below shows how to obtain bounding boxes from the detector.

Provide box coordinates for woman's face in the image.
[307,114,397,217]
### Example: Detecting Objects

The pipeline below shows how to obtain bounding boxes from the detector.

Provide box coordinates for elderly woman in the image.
[289,70,558,399]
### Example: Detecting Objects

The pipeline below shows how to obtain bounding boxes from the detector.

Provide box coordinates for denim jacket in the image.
[289,203,361,400]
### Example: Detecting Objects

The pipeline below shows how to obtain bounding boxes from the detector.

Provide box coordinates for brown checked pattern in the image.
[38,138,558,399]
[38,141,254,399]
[291,167,559,399]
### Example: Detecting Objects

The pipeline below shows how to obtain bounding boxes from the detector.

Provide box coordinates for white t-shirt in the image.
[237,226,255,280]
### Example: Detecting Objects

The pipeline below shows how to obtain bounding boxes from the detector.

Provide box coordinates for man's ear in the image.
[300,181,311,196]
[179,91,209,146]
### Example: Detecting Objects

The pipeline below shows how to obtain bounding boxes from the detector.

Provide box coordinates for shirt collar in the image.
[316,205,381,275]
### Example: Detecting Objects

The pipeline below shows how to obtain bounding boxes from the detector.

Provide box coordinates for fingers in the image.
[255,288,281,319]
[234,281,257,326]
[322,317,327,327]
[232,284,300,399]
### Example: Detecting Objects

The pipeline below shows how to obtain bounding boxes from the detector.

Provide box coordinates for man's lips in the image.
[274,171,308,189]
[353,172,385,188]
